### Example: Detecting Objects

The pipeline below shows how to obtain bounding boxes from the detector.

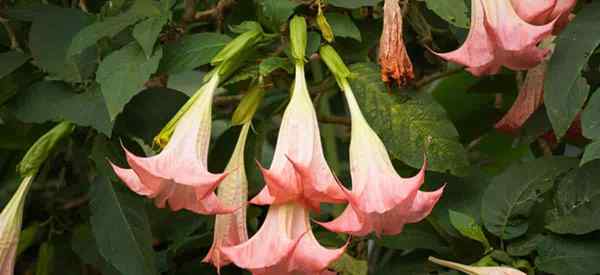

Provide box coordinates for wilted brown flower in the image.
[378,0,414,87]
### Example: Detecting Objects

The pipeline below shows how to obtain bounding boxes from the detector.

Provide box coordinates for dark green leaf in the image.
[35,242,54,275]
[378,222,449,254]
[17,223,40,256]
[544,2,600,138]
[133,15,169,59]
[536,235,600,275]
[96,42,163,120]
[167,70,206,97]
[424,0,469,28]
[71,224,122,275]
[481,157,577,240]
[349,62,469,176]
[507,234,543,257]
[8,81,112,135]
[256,0,300,32]
[29,7,96,82]
[327,0,382,9]
[160,33,231,74]
[330,253,368,275]
[259,56,292,76]
[546,161,600,234]
[325,13,361,42]
[448,210,490,251]
[90,176,159,275]
[581,89,600,139]
[581,140,600,166]
[0,51,29,79]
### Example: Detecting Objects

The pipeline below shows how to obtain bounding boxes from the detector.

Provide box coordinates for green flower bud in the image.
[17,122,74,177]
[316,6,334,43]
[290,16,307,64]
[232,83,265,125]
[319,45,351,84]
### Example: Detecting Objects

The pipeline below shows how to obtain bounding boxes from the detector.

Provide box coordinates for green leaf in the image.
[581,89,600,139]
[481,157,577,240]
[544,1,600,139]
[35,242,55,275]
[256,0,300,32]
[424,0,469,28]
[581,140,600,166]
[71,224,121,275]
[89,176,158,275]
[348,62,469,176]
[535,235,600,275]
[507,234,543,257]
[17,223,40,256]
[29,7,96,82]
[133,15,169,59]
[67,10,143,57]
[324,13,361,42]
[167,70,205,97]
[8,81,112,135]
[546,161,600,235]
[448,210,491,251]
[0,51,29,79]
[330,253,368,275]
[378,222,449,254]
[259,56,292,76]
[326,0,382,9]
[160,33,231,74]
[96,43,163,120]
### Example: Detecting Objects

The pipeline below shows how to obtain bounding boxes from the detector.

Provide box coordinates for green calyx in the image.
[319,45,351,87]
[290,16,307,65]
[18,121,75,177]
[232,82,265,125]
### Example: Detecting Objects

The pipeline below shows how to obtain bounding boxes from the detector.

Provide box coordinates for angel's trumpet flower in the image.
[378,0,414,86]
[111,74,231,215]
[203,123,251,271]
[250,16,345,210]
[222,202,345,275]
[319,45,443,236]
[435,0,556,76]
[511,0,577,32]
[429,257,526,275]
[0,176,33,275]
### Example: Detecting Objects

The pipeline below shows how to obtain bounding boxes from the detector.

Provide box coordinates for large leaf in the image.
[0,51,29,79]
[544,1,600,139]
[349,62,469,176]
[325,13,361,42]
[424,0,469,28]
[327,0,382,9]
[8,81,112,135]
[160,33,231,74]
[71,224,121,275]
[546,161,600,235]
[536,235,600,275]
[256,0,300,32]
[96,42,163,120]
[29,7,96,82]
[133,15,169,59]
[481,157,577,240]
[89,176,158,275]
[581,140,600,166]
[581,89,600,139]
[330,253,368,275]
[377,222,449,254]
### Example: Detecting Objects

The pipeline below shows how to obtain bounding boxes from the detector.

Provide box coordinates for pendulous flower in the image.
[250,16,345,211]
[319,45,443,236]
[378,0,414,86]
[435,0,557,76]
[429,257,526,275]
[203,123,251,271]
[0,176,34,275]
[111,74,231,215]
[221,202,345,275]
[511,0,577,32]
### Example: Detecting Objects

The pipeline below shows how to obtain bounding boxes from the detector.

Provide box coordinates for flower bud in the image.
[232,83,265,126]
[18,121,74,177]
[289,16,307,64]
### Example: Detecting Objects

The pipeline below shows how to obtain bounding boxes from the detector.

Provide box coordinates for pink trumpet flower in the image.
[111,74,231,215]
[222,202,346,275]
[511,0,577,32]
[429,257,526,275]
[250,63,345,211]
[320,80,443,237]
[0,176,33,275]
[203,123,251,272]
[435,0,557,76]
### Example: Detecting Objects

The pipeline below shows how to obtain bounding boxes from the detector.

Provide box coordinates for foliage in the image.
[0,0,599,275]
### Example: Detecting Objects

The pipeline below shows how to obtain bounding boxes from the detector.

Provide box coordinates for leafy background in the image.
[1,0,600,274]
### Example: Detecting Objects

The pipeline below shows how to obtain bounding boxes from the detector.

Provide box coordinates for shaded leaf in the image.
[544,2,600,138]
[259,56,292,76]
[8,81,112,135]
[89,176,159,275]
[133,15,169,58]
[581,88,600,139]
[581,140,600,166]
[71,224,122,275]
[330,253,368,275]
[325,13,362,42]
[96,42,163,120]
[0,51,29,79]
[256,0,300,32]
[481,157,577,240]
[35,242,54,275]
[449,210,491,251]
[160,33,231,74]
[424,0,469,28]
[507,234,543,257]
[378,222,449,254]
[327,0,382,9]
[546,161,600,235]
[349,62,469,176]
[536,235,600,275]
